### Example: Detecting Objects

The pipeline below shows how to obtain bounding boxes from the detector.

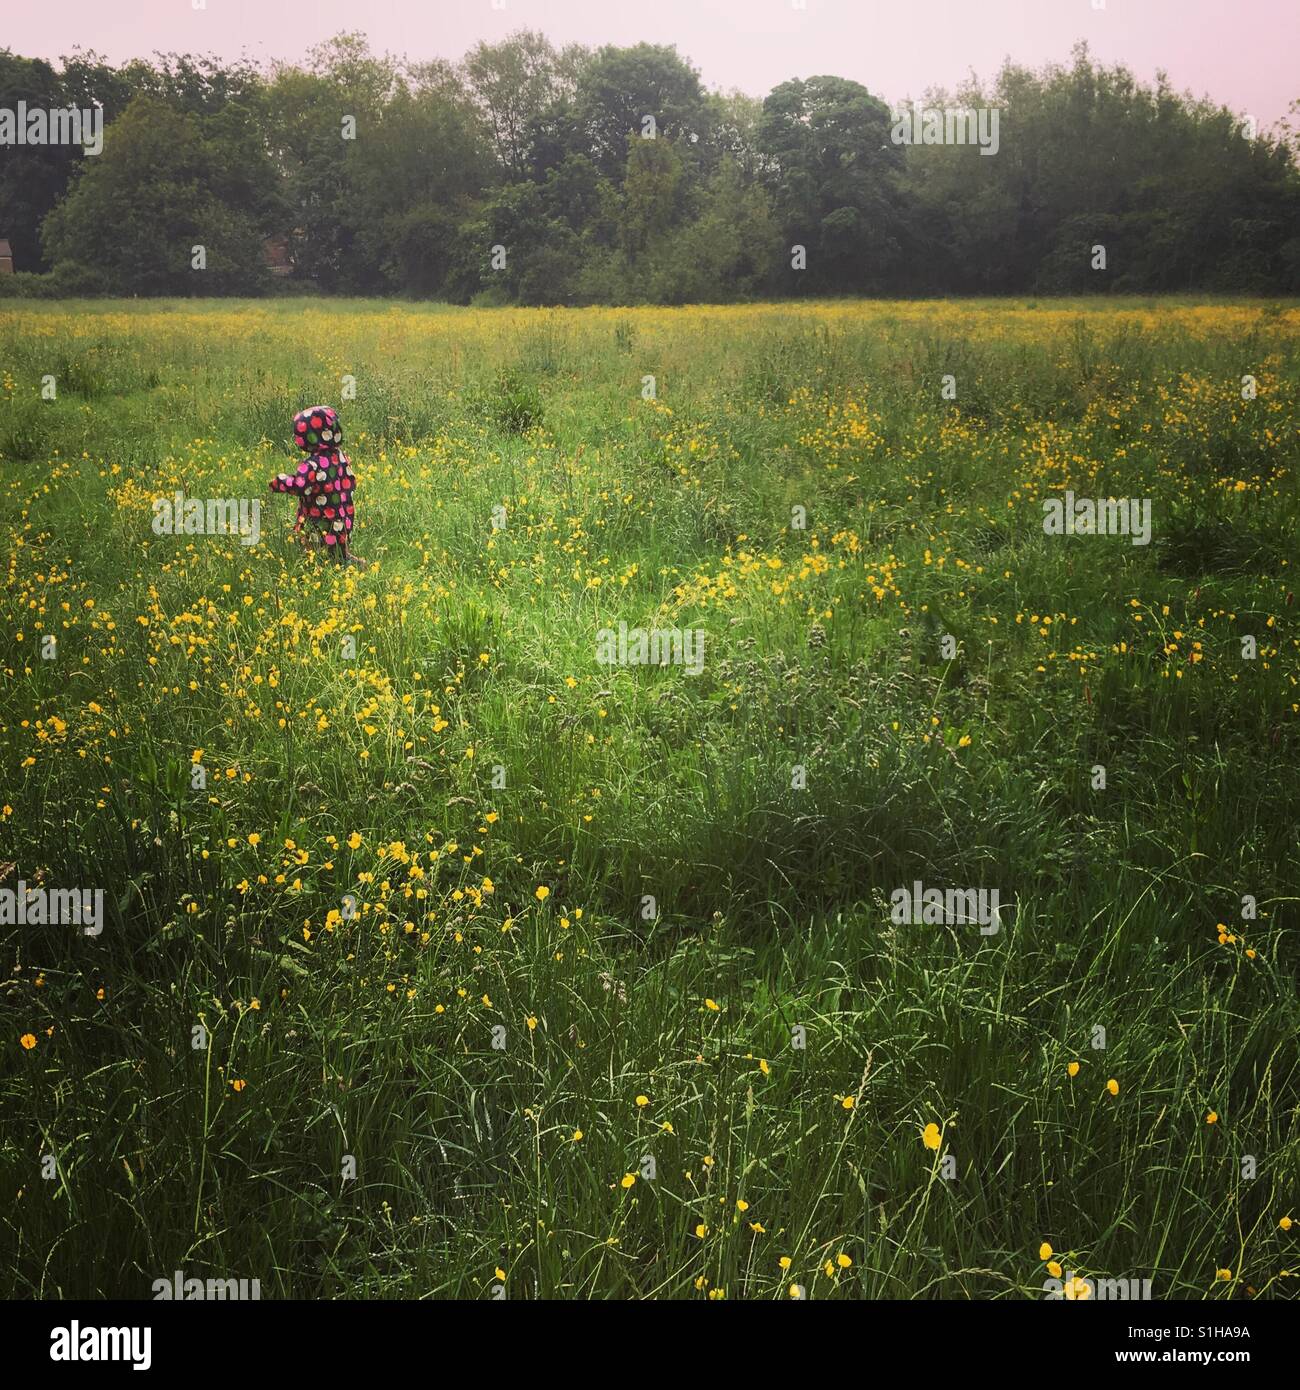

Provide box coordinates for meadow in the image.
[0,297,1297,1300]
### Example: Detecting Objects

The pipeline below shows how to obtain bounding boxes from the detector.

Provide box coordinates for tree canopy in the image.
[2,34,1296,300]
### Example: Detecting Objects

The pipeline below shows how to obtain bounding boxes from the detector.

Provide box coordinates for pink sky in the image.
[8,0,1298,133]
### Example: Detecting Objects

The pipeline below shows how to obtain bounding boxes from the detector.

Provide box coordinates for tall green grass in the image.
[0,298,1296,1299]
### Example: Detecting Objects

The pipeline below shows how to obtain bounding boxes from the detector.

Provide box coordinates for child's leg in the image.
[338,534,367,568]
[327,540,365,568]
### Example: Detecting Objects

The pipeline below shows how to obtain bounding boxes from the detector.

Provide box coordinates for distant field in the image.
[1,298,1297,1299]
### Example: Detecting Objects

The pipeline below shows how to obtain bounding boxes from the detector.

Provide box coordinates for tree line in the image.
[1,32,1298,301]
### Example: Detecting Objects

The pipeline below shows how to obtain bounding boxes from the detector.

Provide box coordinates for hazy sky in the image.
[9,0,1298,132]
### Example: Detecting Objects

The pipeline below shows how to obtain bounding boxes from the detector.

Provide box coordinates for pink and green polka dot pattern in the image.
[269,406,356,550]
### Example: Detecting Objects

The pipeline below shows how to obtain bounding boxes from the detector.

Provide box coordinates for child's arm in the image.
[270,460,313,493]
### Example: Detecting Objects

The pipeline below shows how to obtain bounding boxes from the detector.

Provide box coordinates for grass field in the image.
[1,298,1297,1300]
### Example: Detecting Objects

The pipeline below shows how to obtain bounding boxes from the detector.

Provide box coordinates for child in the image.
[269,405,365,566]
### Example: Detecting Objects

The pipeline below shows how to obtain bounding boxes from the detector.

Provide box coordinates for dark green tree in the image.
[0,51,79,272]
[42,94,281,294]
[758,75,908,293]
[575,43,710,179]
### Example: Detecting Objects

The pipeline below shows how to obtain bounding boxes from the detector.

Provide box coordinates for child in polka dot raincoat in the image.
[269,405,364,564]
